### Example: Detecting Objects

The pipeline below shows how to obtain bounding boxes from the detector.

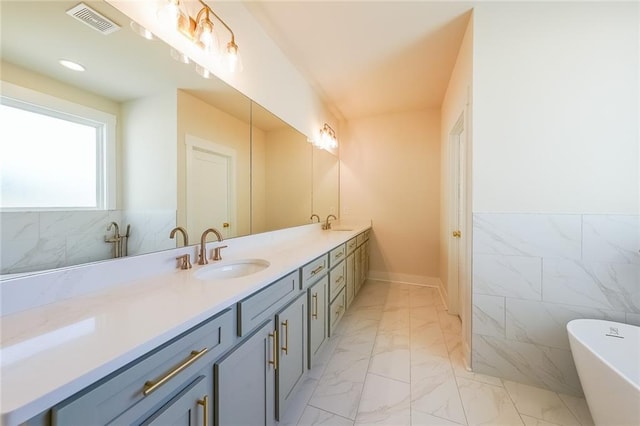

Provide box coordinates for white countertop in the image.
[0,222,370,426]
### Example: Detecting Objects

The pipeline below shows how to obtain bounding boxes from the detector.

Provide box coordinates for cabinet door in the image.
[308,276,328,369]
[345,253,355,308]
[215,320,276,426]
[141,375,208,426]
[354,246,362,295]
[275,293,307,420]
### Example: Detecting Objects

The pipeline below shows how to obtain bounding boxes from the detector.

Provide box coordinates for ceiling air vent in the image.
[66,2,121,35]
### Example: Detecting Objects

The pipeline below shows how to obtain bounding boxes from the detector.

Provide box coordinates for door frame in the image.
[185,134,237,237]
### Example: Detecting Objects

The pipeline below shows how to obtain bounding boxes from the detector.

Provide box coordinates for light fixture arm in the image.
[197,0,236,45]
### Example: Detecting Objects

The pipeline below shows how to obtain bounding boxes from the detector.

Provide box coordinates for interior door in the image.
[186,135,236,239]
[448,111,471,369]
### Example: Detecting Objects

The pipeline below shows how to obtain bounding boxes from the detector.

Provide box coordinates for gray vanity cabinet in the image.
[51,309,233,426]
[214,320,276,426]
[140,375,208,426]
[275,293,307,420]
[345,251,355,308]
[308,275,328,369]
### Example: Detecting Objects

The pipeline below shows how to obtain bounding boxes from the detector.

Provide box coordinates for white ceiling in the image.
[245,1,474,120]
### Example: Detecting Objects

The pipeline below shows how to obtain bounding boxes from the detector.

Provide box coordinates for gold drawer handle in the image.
[336,276,344,284]
[335,251,344,259]
[268,329,278,370]
[312,293,318,319]
[197,395,209,426]
[311,265,324,275]
[143,348,208,396]
[281,320,289,355]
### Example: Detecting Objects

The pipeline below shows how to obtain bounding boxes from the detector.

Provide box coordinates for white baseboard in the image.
[367,270,442,288]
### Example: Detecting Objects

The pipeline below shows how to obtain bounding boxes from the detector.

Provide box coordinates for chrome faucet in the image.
[323,214,337,230]
[199,228,225,265]
[310,214,320,223]
[169,226,189,247]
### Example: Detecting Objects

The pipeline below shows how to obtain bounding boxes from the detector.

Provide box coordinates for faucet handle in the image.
[212,245,228,261]
[176,254,192,270]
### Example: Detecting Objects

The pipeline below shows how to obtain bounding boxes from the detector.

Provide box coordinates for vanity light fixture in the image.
[313,123,338,151]
[158,0,242,73]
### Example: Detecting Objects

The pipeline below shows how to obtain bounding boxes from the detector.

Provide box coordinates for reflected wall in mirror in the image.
[251,103,312,233]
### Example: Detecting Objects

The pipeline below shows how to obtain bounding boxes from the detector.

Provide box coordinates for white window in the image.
[0,83,116,211]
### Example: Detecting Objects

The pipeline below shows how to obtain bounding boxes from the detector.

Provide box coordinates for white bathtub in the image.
[567,319,640,426]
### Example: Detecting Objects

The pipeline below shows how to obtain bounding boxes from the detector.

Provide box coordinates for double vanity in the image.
[0,222,371,425]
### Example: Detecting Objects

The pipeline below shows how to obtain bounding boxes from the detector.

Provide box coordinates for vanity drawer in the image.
[52,308,234,425]
[329,261,346,302]
[329,288,346,337]
[346,237,357,255]
[356,231,369,247]
[301,254,329,289]
[329,244,346,267]
[237,271,299,336]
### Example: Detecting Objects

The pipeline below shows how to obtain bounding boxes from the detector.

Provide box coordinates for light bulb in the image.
[226,41,242,73]
[157,0,181,29]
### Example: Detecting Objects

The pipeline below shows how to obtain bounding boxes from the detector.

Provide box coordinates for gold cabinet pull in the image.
[312,293,318,319]
[335,251,344,259]
[268,329,278,370]
[197,395,209,426]
[311,265,324,275]
[281,320,289,355]
[143,348,208,396]
[223,222,230,228]
[336,276,344,284]
[452,230,461,238]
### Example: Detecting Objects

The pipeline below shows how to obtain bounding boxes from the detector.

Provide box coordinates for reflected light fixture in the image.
[312,123,338,151]
[158,0,242,73]
[58,59,85,72]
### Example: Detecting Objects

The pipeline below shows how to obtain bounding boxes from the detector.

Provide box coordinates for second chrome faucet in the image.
[199,228,227,265]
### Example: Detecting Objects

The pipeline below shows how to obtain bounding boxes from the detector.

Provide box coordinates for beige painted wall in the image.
[473,2,638,214]
[439,16,474,300]
[263,127,313,232]
[340,109,441,284]
[251,126,267,234]
[176,90,252,238]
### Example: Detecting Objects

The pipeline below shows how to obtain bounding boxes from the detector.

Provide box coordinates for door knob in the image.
[452,230,461,238]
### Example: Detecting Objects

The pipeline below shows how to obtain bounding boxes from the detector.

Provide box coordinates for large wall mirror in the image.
[0,0,338,278]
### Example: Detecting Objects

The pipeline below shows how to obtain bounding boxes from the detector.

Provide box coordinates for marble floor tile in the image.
[411,410,467,425]
[457,377,524,425]
[293,280,590,426]
[521,414,562,426]
[355,373,411,425]
[504,381,580,426]
[279,377,320,425]
[297,406,355,426]
[557,394,595,426]
[411,365,467,424]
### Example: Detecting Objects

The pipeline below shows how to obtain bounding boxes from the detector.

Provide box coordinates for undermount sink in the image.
[194,259,270,280]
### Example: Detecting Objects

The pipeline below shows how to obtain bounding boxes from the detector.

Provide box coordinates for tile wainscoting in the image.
[471,213,639,396]
[1,209,176,275]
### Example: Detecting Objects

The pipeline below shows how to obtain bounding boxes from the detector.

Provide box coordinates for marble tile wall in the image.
[471,213,639,396]
[1,210,123,275]
[0,209,177,275]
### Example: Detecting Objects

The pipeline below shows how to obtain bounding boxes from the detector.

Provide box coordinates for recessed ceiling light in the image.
[59,59,85,72]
